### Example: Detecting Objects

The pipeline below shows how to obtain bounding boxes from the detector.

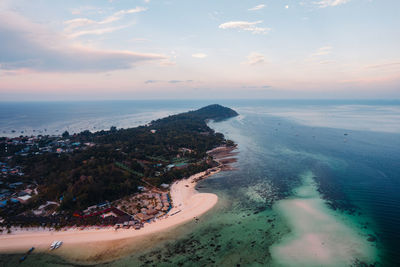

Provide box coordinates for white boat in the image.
[54,241,63,249]
[50,241,63,250]
[49,241,58,250]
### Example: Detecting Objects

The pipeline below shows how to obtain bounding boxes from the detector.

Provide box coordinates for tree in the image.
[226,139,235,147]
[62,131,70,139]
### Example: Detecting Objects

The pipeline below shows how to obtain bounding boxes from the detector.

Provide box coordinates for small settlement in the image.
[0,135,93,212]
[0,134,193,231]
[72,190,172,230]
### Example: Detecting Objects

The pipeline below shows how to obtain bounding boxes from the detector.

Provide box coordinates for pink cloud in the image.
[0,10,165,73]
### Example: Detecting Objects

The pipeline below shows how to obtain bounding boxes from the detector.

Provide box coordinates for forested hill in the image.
[93,104,238,149]
[153,104,239,125]
[188,104,239,121]
[2,105,238,218]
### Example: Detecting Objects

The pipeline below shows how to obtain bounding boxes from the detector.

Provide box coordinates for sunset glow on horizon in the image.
[1,0,399,100]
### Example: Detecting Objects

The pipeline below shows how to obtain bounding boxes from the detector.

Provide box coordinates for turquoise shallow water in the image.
[1,100,399,266]
[102,109,398,266]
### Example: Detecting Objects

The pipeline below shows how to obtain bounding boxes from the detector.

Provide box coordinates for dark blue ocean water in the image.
[0,99,399,266]
[1,99,399,137]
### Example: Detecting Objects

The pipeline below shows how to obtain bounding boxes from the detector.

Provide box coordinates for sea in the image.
[0,99,399,267]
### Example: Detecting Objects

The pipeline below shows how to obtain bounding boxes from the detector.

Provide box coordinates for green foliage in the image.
[8,105,238,214]
[62,131,70,139]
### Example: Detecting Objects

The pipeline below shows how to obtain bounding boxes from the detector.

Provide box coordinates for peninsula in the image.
[0,104,238,250]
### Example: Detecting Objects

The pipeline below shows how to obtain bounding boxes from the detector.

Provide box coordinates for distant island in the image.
[0,104,238,231]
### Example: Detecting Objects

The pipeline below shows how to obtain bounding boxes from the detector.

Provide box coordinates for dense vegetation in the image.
[3,104,238,216]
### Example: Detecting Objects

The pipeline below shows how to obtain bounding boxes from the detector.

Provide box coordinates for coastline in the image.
[0,146,236,263]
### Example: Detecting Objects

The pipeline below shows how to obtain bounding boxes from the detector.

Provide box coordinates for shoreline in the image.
[0,146,238,264]
[0,170,219,260]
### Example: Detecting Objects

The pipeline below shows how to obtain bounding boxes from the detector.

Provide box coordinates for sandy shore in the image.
[0,171,218,257]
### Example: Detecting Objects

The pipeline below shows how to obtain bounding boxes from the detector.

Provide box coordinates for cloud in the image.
[64,7,147,37]
[114,7,147,16]
[315,0,350,8]
[219,21,270,35]
[70,6,104,16]
[68,24,130,38]
[169,80,193,83]
[311,46,333,57]
[144,80,194,84]
[64,18,97,30]
[192,53,207,59]
[65,7,146,29]
[245,52,266,65]
[248,4,266,11]
[365,62,400,69]
[159,59,176,66]
[0,11,165,72]
[145,80,159,84]
[241,85,271,89]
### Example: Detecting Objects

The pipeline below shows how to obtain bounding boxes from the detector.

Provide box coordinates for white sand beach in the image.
[0,171,218,259]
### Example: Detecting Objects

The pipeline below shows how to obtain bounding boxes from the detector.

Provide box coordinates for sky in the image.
[0,0,399,101]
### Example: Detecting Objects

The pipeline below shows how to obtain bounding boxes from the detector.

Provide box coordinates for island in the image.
[0,104,238,260]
